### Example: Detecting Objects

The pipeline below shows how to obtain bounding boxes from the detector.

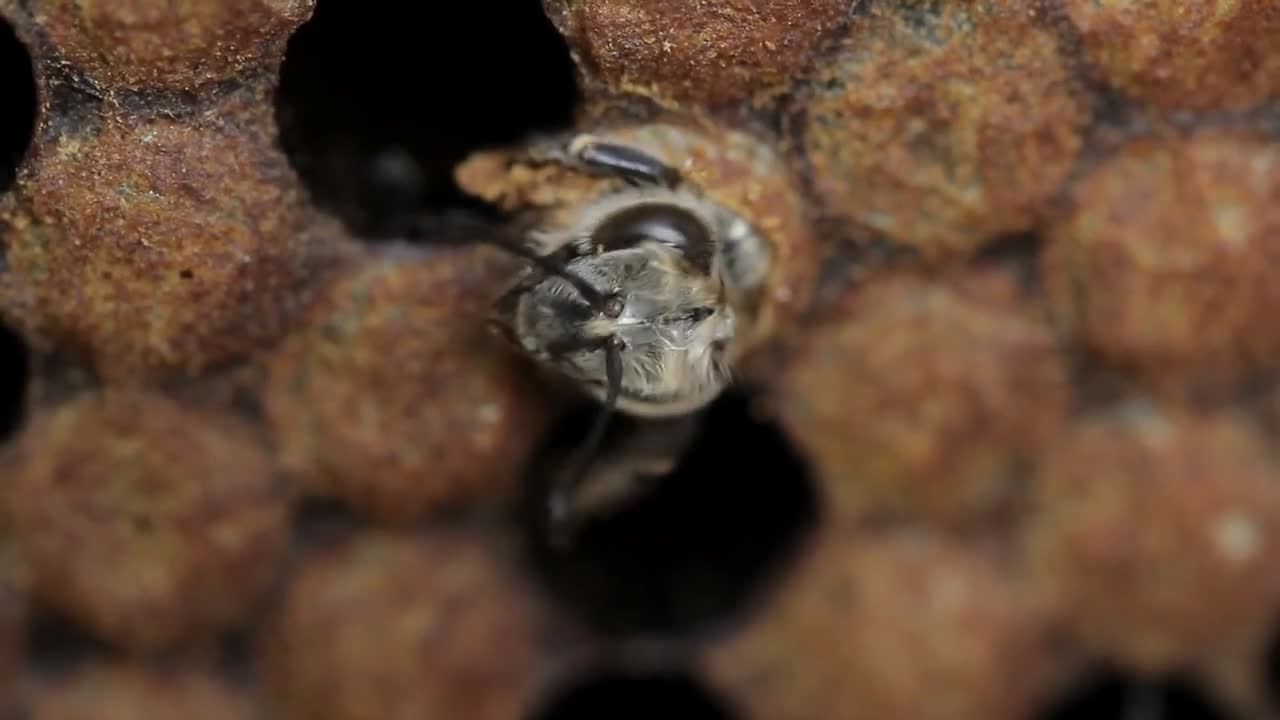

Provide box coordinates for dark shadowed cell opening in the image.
[528,670,737,720]
[290,496,365,547]
[1265,615,1280,709]
[521,391,818,641]
[25,607,113,675]
[1038,668,1236,720]
[972,231,1044,292]
[275,0,578,239]
[0,323,28,441]
[0,18,36,195]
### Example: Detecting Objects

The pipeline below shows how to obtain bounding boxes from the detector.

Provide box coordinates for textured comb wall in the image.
[0,0,1278,718]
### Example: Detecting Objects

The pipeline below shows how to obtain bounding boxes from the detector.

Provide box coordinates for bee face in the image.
[487,133,773,418]
[501,207,737,417]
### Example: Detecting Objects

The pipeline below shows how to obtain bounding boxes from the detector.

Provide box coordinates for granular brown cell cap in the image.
[0,103,321,383]
[777,269,1068,527]
[3,389,289,655]
[704,525,1059,720]
[792,0,1087,258]
[264,245,549,525]
[31,0,314,91]
[1027,402,1280,673]
[261,529,550,720]
[1064,0,1280,111]
[1042,130,1280,394]
[552,0,851,108]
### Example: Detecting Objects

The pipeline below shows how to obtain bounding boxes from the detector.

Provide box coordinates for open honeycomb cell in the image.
[0,0,1278,717]
[0,13,34,196]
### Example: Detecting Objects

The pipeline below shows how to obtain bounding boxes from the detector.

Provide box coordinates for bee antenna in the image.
[489,238,613,311]
[548,335,623,548]
[404,211,612,310]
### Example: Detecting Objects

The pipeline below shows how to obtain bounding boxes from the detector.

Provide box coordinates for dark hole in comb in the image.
[0,17,35,197]
[1037,667,1236,720]
[291,496,364,549]
[274,0,578,240]
[972,231,1044,293]
[1263,614,1280,710]
[25,606,113,675]
[527,670,737,720]
[521,391,818,642]
[0,322,28,442]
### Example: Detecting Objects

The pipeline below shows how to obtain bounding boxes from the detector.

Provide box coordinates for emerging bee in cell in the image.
[491,133,774,419]
[453,128,785,542]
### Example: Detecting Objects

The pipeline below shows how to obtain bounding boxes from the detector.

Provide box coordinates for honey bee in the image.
[492,134,773,417]
[456,129,782,541]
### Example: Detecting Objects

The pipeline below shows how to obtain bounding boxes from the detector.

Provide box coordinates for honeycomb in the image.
[0,0,1277,718]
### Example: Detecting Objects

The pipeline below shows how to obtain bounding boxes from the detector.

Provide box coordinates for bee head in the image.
[492,200,735,416]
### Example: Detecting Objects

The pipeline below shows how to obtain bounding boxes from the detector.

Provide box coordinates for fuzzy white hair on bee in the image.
[498,137,771,410]
[459,131,775,543]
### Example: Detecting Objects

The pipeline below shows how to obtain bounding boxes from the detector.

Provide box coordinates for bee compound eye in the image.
[593,204,715,273]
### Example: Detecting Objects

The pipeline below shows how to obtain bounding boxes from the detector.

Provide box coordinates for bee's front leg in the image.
[547,411,704,548]
[567,135,682,188]
[525,132,681,188]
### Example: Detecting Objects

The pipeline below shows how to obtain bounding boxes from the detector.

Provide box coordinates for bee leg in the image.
[521,132,680,187]
[548,336,626,549]
[547,412,704,549]
[566,134,682,188]
[562,446,676,517]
